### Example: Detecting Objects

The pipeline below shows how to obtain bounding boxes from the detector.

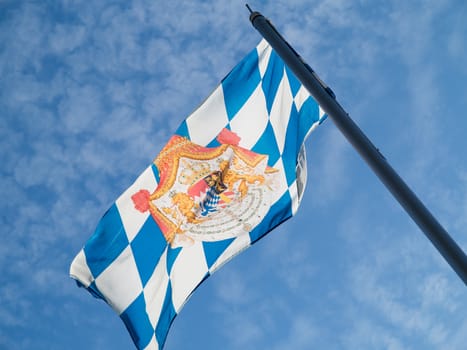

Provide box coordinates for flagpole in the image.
[248,8,467,285]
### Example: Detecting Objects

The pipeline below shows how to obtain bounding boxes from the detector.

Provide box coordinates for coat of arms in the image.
[132,128,279,248]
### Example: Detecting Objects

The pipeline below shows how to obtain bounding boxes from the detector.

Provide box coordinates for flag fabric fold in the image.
[70,39,326,349]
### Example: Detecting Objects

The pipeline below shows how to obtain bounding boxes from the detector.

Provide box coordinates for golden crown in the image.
[178,160,212,186]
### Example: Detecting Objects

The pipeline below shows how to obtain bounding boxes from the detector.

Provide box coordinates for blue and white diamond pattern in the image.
[70,39,325,350]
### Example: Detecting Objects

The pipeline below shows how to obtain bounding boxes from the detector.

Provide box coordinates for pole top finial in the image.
[245,4,263,24]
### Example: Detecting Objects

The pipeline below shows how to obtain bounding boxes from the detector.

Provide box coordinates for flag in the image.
[70,39,326,349]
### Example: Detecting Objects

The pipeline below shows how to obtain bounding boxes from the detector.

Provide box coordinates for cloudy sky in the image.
[1,0,466,349]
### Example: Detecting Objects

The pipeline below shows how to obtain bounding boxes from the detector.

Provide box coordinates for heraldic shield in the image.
[131,128,280,248]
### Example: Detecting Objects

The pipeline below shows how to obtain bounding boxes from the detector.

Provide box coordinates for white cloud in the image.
[342,318,405,350]
[48,23,87,54]
[271,315,319,350]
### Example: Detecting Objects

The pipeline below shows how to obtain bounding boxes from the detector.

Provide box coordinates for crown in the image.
[178,160,212,186]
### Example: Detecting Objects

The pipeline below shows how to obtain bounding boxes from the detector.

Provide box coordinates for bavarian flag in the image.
[70,39,326,349]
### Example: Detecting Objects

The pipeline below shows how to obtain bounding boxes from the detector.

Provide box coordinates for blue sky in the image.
[1,0,467,349]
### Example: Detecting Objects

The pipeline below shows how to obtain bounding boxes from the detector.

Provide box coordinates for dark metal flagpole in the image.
[247,7,467,285]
